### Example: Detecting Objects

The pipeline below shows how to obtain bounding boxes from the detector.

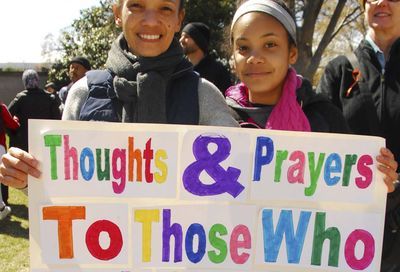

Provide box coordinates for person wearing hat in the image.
[44,82,57,94]
[59,56,91,104]
[317,0,400,270]
[4,70,61,203]
[180,22,232,95]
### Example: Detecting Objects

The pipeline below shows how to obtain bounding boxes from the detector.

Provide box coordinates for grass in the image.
[0,187,29,272]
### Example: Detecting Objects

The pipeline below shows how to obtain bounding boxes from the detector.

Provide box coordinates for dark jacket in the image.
[195,54,232,96]
[317,38,400,265]
[79,69,200,125]
[59,83,73,104]
[228,79,349,133]
[8,88,61,151]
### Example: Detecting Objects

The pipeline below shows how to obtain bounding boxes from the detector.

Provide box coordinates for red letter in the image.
[86,220,123,260]
[288,151,305,184]
[345,229,375,270]
[356,155,373,189]
[42,206,86,259]
[64,135,78,180]
[144,139,154,183]
[230,225,251,264]
[112,148,126,194]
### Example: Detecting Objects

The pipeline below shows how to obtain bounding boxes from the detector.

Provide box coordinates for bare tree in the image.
[289,0,363,80]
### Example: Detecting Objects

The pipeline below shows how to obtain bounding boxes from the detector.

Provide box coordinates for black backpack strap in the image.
[345,52,362,97]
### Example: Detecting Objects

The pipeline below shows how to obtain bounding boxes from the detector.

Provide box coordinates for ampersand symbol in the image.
[182,135,244,198]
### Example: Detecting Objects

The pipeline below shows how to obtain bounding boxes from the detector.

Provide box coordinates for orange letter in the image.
[42,206,86,259]
[128,137,143,182]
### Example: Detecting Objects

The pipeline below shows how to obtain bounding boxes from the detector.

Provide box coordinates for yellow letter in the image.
[155,149,168,183]
[134,209,160,262]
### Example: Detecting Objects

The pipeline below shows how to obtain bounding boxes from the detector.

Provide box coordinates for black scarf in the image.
[105,34,191,123]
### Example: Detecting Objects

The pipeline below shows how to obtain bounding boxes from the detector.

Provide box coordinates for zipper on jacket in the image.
[380,68,386,126]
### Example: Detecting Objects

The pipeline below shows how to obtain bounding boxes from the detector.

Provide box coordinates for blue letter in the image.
[80,147,95,181]
[185,223,206,263]
[262,209,311,263]
[324,153,342,186]
[253,137,274,181]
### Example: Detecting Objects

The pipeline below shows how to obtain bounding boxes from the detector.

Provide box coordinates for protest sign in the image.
[28,120,387,272]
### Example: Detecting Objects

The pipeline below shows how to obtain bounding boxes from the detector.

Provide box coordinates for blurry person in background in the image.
[8,70,61,152]
[0,100,19,219]
[180,22,232,95]
[44,82,57,94]
[45,82,62,111]
[58,56,91,104]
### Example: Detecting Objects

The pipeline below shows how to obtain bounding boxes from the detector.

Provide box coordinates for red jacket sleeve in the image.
[1,103,20,130]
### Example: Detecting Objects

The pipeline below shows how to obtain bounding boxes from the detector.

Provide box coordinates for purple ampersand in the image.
[182,135,244,198]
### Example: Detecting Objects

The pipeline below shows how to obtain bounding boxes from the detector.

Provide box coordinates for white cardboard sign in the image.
[28,120,387,272]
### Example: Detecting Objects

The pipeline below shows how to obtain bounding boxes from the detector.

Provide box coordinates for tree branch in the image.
[330,7,362,40]
[305,0,347,78]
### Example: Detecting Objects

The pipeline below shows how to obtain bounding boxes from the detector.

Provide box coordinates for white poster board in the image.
[28,120,387,272]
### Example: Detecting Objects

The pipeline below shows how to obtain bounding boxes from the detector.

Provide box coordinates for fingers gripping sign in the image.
[183,135,245,198]
[0,147,41,189]
[376,147,399,193]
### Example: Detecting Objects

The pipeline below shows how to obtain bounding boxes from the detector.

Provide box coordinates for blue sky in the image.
[0,0,101,63]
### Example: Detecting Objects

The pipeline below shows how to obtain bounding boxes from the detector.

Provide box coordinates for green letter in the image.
[305,152,325,196]
[274,150,288,182]
[342,154,358,186]
[311,212,340,267]
[44,135,62,180]
[96,149,110,181]
[208,224,228,263]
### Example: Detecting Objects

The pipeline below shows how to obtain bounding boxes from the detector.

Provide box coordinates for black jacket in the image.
[228,79,349,133]
[317,38,400,264]
[8,88,61,151]
[318,38,400,165]
[195,54,232,96]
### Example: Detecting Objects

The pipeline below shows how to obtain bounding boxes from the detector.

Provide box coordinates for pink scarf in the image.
[226,68,311,132]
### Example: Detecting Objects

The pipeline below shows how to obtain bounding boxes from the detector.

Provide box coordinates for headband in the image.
[231,0,297,44]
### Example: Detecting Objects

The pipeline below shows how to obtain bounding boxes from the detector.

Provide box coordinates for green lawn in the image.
[0,187,29,272]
